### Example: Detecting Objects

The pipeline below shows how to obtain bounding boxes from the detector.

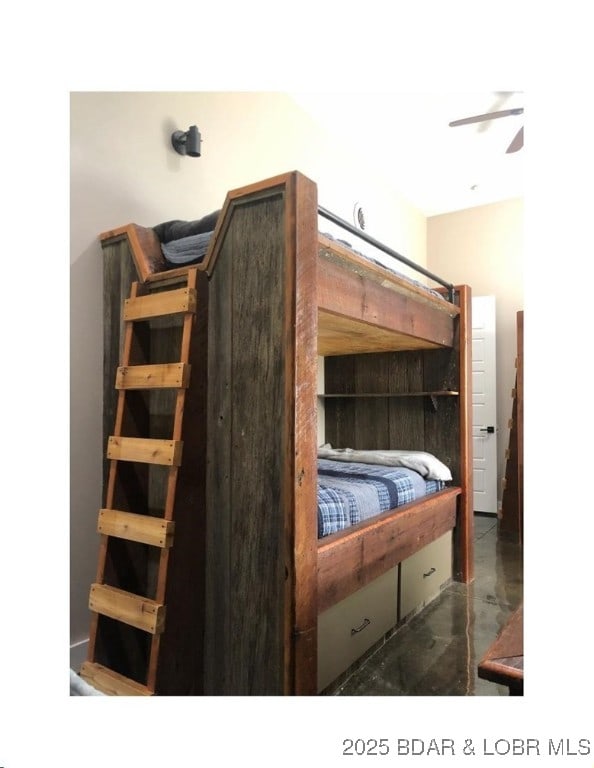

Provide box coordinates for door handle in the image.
[479,426,495,433]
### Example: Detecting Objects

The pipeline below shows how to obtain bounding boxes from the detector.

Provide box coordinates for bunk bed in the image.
[95,170,472,696]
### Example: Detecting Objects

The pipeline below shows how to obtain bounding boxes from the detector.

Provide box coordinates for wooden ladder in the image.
[80,269,198,695]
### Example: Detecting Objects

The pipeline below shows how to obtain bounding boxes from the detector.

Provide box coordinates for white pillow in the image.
[317,444,452,482]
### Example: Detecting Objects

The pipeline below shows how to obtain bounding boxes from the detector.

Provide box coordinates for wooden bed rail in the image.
[318,205,456,303]
[318,488,459,612]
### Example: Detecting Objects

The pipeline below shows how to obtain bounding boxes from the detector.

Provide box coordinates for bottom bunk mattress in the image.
[317,457,445,538]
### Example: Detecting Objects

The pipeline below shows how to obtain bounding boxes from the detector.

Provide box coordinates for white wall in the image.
[70,91,427,648]
[427,199,524,505]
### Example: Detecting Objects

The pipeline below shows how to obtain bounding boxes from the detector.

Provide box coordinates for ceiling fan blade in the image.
[506,126,524,153]
[449,107,524,127]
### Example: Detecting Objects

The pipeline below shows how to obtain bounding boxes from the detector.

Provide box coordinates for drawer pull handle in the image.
[423,567,436,578]
[351,618,371,635]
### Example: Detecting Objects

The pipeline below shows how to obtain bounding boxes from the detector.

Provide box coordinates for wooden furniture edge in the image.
[317,487,460,612]
[100,223,167,283]
[456,284,474,583]
[318,233,460,317]
[478,604,524,689]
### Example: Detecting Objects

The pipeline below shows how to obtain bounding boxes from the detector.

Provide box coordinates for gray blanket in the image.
[152,210,220,243]
[161,230,213,265]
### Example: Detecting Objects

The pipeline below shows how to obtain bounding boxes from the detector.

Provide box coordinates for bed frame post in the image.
[455,284,474,583]
[203,171,319,695]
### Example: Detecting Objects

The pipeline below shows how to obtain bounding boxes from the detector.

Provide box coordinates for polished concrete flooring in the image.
[334,514,523,696]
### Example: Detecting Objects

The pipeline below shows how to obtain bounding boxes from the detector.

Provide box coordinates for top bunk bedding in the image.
[152,224,455,313]
[99,172,461,355]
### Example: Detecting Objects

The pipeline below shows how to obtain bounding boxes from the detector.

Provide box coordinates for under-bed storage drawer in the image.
[399,531,452,621]
[317,567,398,692]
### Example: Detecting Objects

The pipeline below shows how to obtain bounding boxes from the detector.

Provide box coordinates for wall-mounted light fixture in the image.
[171,125,202,157]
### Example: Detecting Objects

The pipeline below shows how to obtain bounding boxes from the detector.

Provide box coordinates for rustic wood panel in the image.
[102,237,139,496]
[317,489,459,612]
[423,396,460,483]
[318,311,444,355]
[324,352,428,451]
[318,256,454,354]
[387,351,425,449]
[205,172,318,695]
[317,234,460,316]
[100,224,167,283]
[287,173,319,695]
[204,226,232,695]
[206,194,287,694]
[456,285,473,582]
[232,198,286,693]
[92,615,151,684]
[156,270,209,695]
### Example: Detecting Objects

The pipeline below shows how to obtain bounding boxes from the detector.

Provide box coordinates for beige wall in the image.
[70,91,426,648]
[427,199,524,504]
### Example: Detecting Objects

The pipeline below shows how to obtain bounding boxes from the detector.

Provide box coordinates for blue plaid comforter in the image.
[317,458,444,538]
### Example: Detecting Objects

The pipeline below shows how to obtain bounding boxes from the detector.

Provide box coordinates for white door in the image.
[472,296,498,514]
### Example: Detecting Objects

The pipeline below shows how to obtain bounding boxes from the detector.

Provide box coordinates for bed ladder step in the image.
[79,662,154,696]
[115,362,190,390]
[89,583,165,634]
[124,286,196,321]
[85,268,199,695]
[97,508,175,548]
[106,436,183,466]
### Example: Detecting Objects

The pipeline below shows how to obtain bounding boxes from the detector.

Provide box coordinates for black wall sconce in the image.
[171,125,202,157]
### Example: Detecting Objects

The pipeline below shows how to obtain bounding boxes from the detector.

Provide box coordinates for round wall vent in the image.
[353,203,366,230]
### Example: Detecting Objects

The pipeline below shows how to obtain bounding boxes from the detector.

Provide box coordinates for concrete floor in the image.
[334,514,523,696]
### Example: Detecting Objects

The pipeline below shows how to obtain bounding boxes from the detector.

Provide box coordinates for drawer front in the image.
[318,567,398,692]
[399,531,452,621]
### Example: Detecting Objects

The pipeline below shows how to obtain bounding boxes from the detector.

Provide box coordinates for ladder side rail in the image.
[147,268,198,691]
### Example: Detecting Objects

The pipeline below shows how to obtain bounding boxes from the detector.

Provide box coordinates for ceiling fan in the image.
[449,107,524,153]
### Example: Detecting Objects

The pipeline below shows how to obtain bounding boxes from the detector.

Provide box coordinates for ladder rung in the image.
[89,583,165,634]
[124,287,196,321]
[116,362,190,390]
[79,662,153,696]
[98,509,174,547]
[107,436,183,466]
